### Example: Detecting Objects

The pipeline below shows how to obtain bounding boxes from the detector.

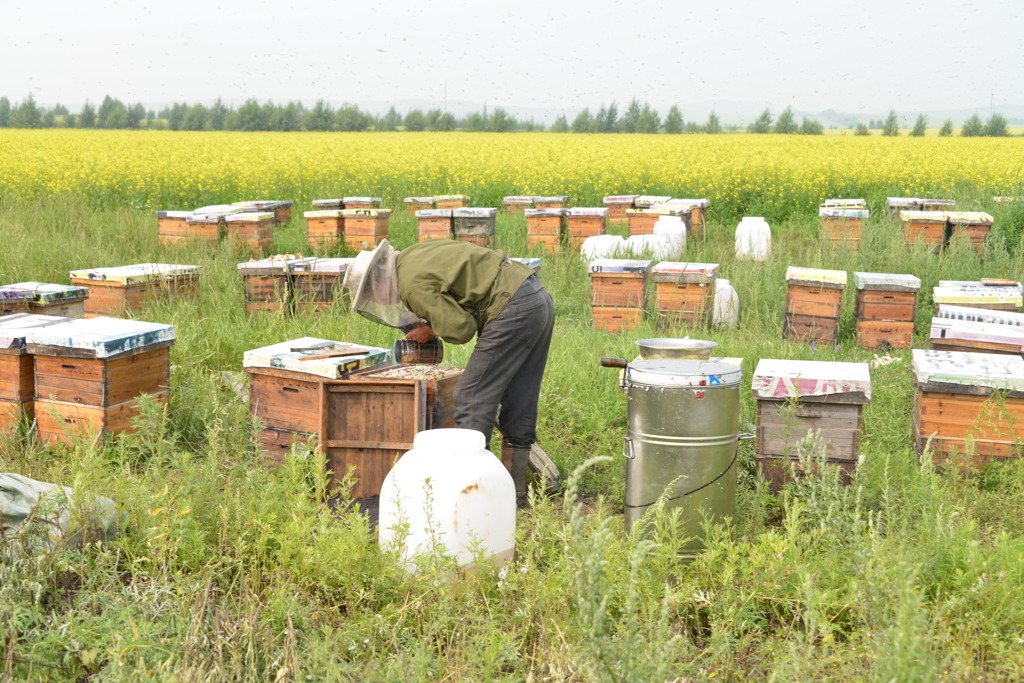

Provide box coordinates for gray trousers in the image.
[454,275,555,449]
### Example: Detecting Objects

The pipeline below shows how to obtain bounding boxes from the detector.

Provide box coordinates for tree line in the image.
[0,94,1015,135]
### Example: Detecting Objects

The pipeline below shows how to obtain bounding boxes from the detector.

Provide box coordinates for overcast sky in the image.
[1,0,1021,116]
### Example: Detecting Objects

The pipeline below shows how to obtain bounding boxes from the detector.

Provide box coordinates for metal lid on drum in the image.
[626,359,742,388]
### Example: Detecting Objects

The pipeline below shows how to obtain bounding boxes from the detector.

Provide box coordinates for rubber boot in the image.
[501,440,530,507]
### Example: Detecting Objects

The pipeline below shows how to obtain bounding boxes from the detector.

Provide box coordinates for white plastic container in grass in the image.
[653,216,687,258]
[378,428,515,572]
[735,217,771,261]
[714,278,740,328]
[625,234,673,259]
[580,234,627,262]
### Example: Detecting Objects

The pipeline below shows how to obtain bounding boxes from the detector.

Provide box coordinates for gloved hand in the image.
[405,324,438,343]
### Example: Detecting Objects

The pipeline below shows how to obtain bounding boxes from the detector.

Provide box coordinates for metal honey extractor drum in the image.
[623,359,742,559]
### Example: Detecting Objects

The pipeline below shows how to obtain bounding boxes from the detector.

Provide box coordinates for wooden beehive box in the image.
[900,210,949,247]
[565,208,608,250]
[947,212,994,249]
[289,258,353,313]
[342,209,391,251]
[650,262,719,329]
[243,337,391,467]
[933,280,1023,312]
[304,210,346,249]
[434,195,470,209]
[752,359,871,490]
[312,198,346,210]
[416,209,454,242]
[0,289,32,316]
[533,195,569,210]
[1,282,87,318]
[936,304,1024,328]
[912,349,1024,465]
[783,267,847,344]
[224,212,275,256]
[156,211,197,246]
[819,207,868,246]
[233,200,294,225]
[404,197,435,215]
[504,196,534,213]
[633,195,672,209]
[324,364,463,499]
[921,198,956,212]
[0,314,72,435]
[181,215,224,243]
[343,197,383,211]
[930,318,1024,356]
[603,195,639,223]
[525,208,566,252]
[453,208,497,248]
[25,317,175,445]
[589,259,652,332]
[853,272,920,349]
[658,199,709,236]
[886,197,922,216]
[70,263,201,318]
[237,256,312,314]
[627,207,689,235]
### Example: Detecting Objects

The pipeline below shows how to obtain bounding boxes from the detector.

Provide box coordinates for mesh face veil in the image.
[342,240,421,330]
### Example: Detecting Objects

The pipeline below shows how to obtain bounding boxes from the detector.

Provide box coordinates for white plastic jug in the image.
[734,217,771,261]
[625,234,673,259]
[378,428,515,571]
[713,278,740,328]
[580,234,627,261]
[653,217,687,258]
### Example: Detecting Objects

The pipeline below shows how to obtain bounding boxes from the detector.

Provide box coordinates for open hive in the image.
[650,262,718,329]
[588,259,652,332]
[416,209,454,242]
[752,358,871,490]
[912,349,1024,466]
[525,209,565,253]
[26,317,175,445]
[565,208,608,250]
[70,263,201,318]
[853,272,920,349]
[783,267,847,344]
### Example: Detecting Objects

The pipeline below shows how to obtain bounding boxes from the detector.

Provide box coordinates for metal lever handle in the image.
[601,357,628,369]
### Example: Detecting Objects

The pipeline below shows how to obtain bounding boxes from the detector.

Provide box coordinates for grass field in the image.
[2,131,1024,680]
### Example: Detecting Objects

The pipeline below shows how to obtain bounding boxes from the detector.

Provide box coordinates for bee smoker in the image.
[394,337,445,364]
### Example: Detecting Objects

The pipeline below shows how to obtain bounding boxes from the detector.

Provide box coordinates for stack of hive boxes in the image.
[0,314,71,436]
[933,280,1022,312]
[342,209,391,251]
[224,210,276,255]
[588,259,652,332]
[305,208,346,248]
[783,267,847,344]
[819,199,868,247]
[290,258,354,313]
[899,210,994,250]
[453,208,497,248]
[525,209,565,252]
[70,264,202,318]
[237,256,316,314]
[416,209,454,241]
[233,200,294,224]
[566,208,608,250]
[853,272,920,349]
[650,262,718,329]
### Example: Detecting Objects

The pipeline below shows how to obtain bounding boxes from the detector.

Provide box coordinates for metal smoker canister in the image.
[623,359,742,559]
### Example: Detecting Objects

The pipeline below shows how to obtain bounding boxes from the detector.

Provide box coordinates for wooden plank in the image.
[0,353,34,402]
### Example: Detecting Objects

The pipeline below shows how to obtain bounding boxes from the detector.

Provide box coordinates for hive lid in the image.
[662,198,710,208]
[508,257,541,272]
[434,194,470,201]
[303,210,346,218]
[194,204,245,215]
[634,195,672,206]
[900,210,948,222]
[340,208,392,217]
[852,272,921,291]
[650,262,719,283]
[626,359,743,387]
[236,256,315,274]
[603,194,640,204]
[566,207,609,216]
[820,198,867,208]
[312,198,346,209]
[404,196,435,203]
[533,196,569,203]
[1,282,88,304]
[503,196,534,203]
[887,197,921,207]
[912,349,1024,393]
[588,259,653,274]
[243,336,389,379]
[24,317,176,358]
[70,263,202,285]
[224,211,275,222]
[628,207,687,216]
[936,304,1024,327]
[524,208,566,217]
[416,209,454,218]
[945,211,994,224]
[933,281,1023,306]
[0,314,73,351]
[930,317,1024,351]
[289,257,355,274]
[453,208,497,218]
[752,359,871,403]
[920,198,956,207]
[155,210,194,219]
[785,267,847,288]
[232,200,291,210]
[0,286,32,303]
[343,197,382,204]
[819,208,869,218]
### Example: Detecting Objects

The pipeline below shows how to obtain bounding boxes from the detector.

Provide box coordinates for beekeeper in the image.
[343,239,555,504]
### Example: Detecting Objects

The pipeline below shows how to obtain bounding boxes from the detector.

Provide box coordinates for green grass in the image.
[4,195,1024,679]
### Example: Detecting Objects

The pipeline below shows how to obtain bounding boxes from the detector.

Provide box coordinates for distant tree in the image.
[41,110,55,127]
[0,97,10,127]
[550,115,569,133]
[985,113,1009,137]
[635,104,660,133]
[961,114,984,137]
[938,119,954,137]
[182,104,209,131]
[223,111,241,130]
[379,106,401,131]
[403,109,426,132]
[96,95,117,127]
[436,112,457,131]
[237,98,268,131]
[910,114,928,137]
[463,111,487,132]
[78,102,96,128]
[663,105,683,134]
[490,107,516,132]
[705,111,721,134]
[208,98,229,130]
[337,104,371,131]
[276,102,301,131]
[621,99,641,133]
[10,94,41,128]
[166,102,188,131]
[595,104,608,131]
[599,101,618,133]
[572,108,593,133]
[881,109,900,136]
[126,103,145,129]
[685,121,702,133]
[146,110,156,120]
[51,103,69,116]
[854,122,870,136]
[303,100,335,131]
[774,107,798,134]
[105,101,129,128]
[799,117,823,135]
[749,108,773,134]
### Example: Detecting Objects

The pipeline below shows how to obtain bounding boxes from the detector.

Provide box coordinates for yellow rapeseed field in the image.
[1,129,1021,218]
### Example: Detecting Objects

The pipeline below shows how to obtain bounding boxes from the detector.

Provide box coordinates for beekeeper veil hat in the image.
[342,239,421,330]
